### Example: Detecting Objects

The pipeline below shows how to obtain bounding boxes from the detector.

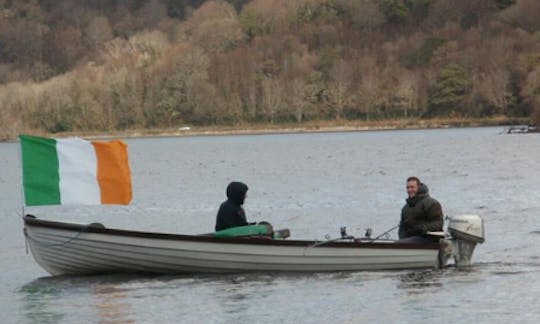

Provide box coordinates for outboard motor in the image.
[446,215,485,267]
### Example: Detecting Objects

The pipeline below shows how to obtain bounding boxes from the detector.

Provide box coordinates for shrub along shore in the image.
[3,116,528,142]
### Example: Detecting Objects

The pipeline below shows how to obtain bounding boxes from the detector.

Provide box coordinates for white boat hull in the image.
[24,216,441,276]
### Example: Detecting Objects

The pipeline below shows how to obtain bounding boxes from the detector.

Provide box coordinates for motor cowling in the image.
[448,214,485,244]
[446,215,485,267]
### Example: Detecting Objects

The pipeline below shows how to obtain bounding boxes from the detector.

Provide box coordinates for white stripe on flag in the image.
[57,138,101,205]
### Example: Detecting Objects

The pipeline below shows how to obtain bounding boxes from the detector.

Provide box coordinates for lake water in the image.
[1,127,539,323]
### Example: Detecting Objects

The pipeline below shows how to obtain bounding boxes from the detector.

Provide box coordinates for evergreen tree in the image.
[427,64,472,117]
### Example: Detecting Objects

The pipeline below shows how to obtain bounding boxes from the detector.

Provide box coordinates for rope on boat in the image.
[23,224,96,248]
[24,231,29,254]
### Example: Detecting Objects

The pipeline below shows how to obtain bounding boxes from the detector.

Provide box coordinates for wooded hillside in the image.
[1,0,539,138]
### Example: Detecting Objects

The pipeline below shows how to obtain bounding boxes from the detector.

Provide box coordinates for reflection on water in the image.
[397,270,443,292]
[14,263,540,323]
[93,284,134,324]
[20,281,64,324]
[395,266,488,294]
[19,275,151,324]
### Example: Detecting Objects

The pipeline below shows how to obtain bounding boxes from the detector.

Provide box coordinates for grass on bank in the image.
[3,116,530,141]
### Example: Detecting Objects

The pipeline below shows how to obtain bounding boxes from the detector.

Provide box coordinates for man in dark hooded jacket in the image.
[215,181,251,231]
[398,177,444,242]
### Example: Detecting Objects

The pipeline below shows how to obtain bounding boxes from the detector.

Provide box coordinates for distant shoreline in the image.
[3,116,530,141]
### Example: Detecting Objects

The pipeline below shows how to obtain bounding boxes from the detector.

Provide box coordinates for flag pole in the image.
[17,135,26,218]
[18,135,30,255]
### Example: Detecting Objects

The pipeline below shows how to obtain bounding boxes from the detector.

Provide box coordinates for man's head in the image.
[406,176,421,198]
[226,181,248,205]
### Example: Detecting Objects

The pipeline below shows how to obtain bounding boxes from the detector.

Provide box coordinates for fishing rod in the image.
[309,226,355,248]
[308,223,400,250]
[366,224,400,242]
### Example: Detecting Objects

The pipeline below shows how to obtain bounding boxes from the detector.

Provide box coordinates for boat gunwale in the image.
[23,215,440,250]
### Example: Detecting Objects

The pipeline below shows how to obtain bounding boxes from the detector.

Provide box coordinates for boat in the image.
[23,214,484,276]
[18,135,485,276]
[505,125,538,134]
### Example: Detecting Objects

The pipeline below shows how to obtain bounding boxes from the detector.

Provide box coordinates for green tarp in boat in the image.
[213,224,272,238]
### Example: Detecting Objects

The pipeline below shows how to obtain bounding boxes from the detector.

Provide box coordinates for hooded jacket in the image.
[215,182,249,231]
[398,183,443,240]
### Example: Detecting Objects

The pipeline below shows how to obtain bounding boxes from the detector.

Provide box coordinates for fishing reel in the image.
[364,228,372,239]
[340,226,347,238]
[340,226,355,240]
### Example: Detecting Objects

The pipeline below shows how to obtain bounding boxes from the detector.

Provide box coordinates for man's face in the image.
[406,180,419,198]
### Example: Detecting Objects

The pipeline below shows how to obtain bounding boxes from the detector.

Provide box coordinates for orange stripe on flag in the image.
[92,140,132,205]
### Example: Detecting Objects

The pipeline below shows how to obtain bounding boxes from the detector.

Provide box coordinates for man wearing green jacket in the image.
[398,176,444,242]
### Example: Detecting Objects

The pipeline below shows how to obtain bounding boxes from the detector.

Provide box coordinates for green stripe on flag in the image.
[19,135,61,206]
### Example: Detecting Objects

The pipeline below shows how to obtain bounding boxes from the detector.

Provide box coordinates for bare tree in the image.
[521,66,540,118]
[328,59,353,120]
[189,0,245,52]
[287,77,317,122]
[395,71,419,118]
[356,56,383,121]
[336,0,386,31]
[501,0,540,33]
[136,0,167,27]
[473,69,511,115]
[471,39,514,115]
[85,16,113,50]
[261,77,284,123]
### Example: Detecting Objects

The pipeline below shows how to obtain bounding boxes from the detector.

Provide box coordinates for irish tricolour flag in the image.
[19,135,132,206]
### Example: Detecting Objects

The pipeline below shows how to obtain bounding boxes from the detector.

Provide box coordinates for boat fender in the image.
[87,222,106,229]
